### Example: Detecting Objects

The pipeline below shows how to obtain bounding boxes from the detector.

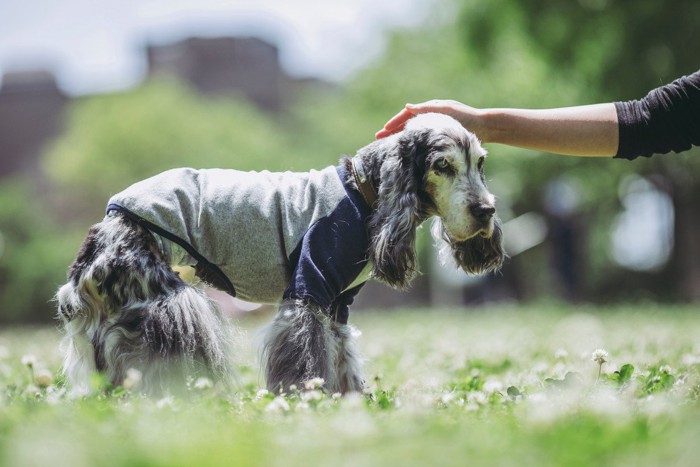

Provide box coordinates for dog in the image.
[55,113,505,395]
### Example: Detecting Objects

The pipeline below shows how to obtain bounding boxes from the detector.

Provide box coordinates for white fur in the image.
[405,112,466,134]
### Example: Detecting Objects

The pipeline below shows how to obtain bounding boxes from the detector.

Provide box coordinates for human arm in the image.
[376,100,619,157]
[377,69,700,159]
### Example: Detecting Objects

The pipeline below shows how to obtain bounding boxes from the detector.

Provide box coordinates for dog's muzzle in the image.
[470,202,496,221]
[470,203,496,238]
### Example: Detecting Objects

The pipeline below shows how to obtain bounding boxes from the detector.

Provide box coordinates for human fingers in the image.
[376,100,471,139]
[405,99,465,116]
[375,107,413,139]
[375,121,407,139]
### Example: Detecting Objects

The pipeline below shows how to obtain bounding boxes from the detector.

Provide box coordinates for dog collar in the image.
[351,157,378,209]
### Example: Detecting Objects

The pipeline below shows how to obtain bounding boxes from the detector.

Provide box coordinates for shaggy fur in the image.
[56,214,235,395]
[56,113,505,395]
[259,299,365,393]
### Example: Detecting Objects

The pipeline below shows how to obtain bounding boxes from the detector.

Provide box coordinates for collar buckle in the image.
[351,157,378,209]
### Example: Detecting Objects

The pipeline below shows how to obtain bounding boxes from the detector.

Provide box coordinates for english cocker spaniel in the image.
[56,113,504,395]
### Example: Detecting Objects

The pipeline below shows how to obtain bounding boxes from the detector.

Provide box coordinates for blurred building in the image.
[0,36,326,178]
[147,37,284,111]
[0,70,68,177]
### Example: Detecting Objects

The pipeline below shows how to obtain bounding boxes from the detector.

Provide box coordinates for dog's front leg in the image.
[261,299,339,393]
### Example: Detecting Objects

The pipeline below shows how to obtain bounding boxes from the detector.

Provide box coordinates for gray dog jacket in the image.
[106,166,373,323]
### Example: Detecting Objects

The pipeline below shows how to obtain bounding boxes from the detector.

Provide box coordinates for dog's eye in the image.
[433,157,451,172]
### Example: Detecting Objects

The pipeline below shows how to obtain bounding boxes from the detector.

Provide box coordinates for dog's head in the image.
[367,113,505,288]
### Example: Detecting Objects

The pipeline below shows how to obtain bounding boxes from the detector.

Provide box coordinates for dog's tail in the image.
[56,214,235,395]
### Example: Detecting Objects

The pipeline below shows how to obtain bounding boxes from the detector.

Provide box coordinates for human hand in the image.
[375,100,482,139]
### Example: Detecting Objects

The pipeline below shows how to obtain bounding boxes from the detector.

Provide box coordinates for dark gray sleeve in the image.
[615,69,700,160]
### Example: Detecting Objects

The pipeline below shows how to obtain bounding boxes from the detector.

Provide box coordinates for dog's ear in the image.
[431,218,506,275]
[368,129,429,289]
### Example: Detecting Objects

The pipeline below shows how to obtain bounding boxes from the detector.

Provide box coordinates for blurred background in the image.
[1,0,699,323]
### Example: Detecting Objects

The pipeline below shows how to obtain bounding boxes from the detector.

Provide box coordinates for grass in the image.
[1,303,700,466]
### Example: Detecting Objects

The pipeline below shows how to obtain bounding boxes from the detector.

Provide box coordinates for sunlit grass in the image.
[1,304,699,466]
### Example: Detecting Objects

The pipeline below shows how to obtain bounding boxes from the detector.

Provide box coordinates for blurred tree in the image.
[0,179,79,322]
[4,0,694,324]
[43,79,323,220]
[509,0,700,299]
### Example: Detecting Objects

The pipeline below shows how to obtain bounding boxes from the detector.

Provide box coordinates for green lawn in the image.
[1,304,699,466]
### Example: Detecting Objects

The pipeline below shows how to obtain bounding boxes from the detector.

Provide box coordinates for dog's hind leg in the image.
[57,214,235,394]
[93,284,236,393]
[56,223,111,395]
[56,298,99,396]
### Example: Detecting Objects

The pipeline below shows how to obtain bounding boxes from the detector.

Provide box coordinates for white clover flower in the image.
[304,377,325,390]
[527,392,548,404]
[673,376,686,389]
[45,387,66,405]
[21,354,37,368]
[156,396,175,409]
[658,365,673,375]
[682,354,700,366]
[465,393,485,412]
[331,392,342,400]
[265,396,290,413]
[483,379,504,394]
[122,368,142,390]
[341,392,364,410]
[440,392,456,405]
[35,369,53,388]
[289,385,298,392]
[193,377,213,390]
[467,391,487,406]
[591,349,609,365]
[295,401,310,411]
[533,362,549,374]
[554,348,569,360]
[301,390,323,402]
[256,388,270,399]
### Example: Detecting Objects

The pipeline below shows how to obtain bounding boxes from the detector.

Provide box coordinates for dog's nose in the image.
[469,203,495,221]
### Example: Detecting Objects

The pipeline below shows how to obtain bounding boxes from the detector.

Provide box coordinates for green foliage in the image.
[639,365,677,395]
[0,179,79,322]
[609,363,635,385]
[3,0,700,321]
